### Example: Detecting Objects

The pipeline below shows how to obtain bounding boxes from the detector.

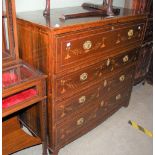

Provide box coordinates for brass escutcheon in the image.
[79,96,86,104]
[104,80,107,87]
[111,26,115,30]
[77,117,84,126]
[83,40,92,50]
[100,101,104,107]
[80,73,88,81]
[66,42,71,47]
[123,55,129,63]
[116,94,121,100]
[128,29,134,38]
[138,26,141,30]
[119,75,125,82]
[106,58,111,66]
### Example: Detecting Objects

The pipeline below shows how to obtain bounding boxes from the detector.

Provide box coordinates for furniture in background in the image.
[124,0,152,12]
[146,53,153,84]
[2,0,47,154]
[2,61,47,155]
[125,0,153,85]
[17,5,147,155]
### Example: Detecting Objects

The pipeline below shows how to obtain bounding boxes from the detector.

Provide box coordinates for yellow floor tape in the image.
[128,120,153,138]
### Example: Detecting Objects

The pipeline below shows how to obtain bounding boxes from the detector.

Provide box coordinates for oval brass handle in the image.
[83,40,92,50]
[119,75,125,82]
[80,73,88,81]
[123,55,129,63]
[77,117,84,126]
[128,29,134,38]
[116,94,121,100]
[79,96,86,104]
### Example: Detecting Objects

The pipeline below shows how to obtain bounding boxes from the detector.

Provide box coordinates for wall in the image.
[15,0,125,12]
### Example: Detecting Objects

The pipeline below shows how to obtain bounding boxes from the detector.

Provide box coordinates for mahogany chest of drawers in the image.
[17,7,147,155]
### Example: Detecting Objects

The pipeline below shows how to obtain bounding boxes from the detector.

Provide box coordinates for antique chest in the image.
[17,6,147,155]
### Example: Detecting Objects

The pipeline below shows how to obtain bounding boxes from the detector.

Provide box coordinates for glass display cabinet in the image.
[2,0,48,154]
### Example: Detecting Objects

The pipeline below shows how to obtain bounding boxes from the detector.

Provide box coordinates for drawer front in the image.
[54,50,137,100]
[98,87,132,112]
[55,22,144,72]
[55,66,134,122]
[55,87,131,146]
[55,85,105,123]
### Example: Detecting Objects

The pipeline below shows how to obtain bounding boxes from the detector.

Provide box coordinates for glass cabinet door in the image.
[2,0,18,64]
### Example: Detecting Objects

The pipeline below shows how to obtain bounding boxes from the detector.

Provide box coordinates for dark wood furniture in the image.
[17,7,147,155]
[125,0,153,85]
[146,53,153,84]
[2,0,48,154]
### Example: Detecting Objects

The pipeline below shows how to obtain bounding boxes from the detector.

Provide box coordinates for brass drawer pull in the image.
[80,73,88,81]
[116,94,121,100]
[83,40,92,50]
[79,96,86,104]
[128,29,134,38]
[123,55,129,63]
[77,117,84,126]
[119,75,125,82]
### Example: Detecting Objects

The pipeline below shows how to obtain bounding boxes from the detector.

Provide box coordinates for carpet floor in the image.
[13,83,153,155]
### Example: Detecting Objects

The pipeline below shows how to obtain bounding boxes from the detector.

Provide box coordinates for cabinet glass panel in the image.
[2,63,38,89]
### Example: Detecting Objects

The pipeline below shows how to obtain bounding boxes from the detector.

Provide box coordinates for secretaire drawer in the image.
[55,22,145,72]
[54,50,137,101]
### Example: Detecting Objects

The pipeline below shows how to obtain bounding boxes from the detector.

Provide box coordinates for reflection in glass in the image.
[2,0,16,61]
[3,64,35,89]
[2,0,9,58]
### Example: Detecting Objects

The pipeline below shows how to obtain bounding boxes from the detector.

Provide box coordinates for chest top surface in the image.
[17,6,147,30]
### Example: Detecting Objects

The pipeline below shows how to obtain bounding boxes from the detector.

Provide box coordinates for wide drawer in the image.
[55,65,134,122]
[54,50,137,101]
[55,22,144,72]
[55,87,131,146]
